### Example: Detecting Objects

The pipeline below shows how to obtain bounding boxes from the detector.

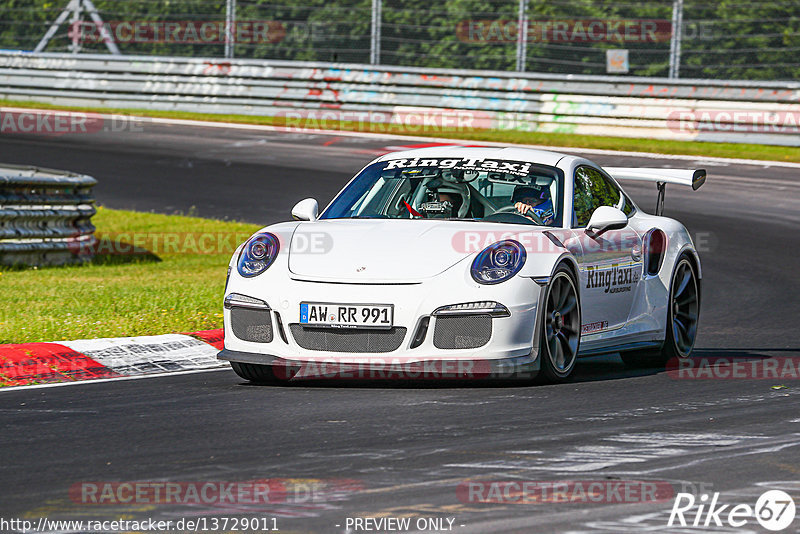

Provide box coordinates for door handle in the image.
[631,245,642,262]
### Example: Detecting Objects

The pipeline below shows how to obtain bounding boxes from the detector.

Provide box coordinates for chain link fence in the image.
[1,0,799,80]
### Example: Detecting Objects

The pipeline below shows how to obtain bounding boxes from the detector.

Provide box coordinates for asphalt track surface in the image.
[1,123,799,533]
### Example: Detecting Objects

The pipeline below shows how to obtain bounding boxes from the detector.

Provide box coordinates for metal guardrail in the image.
[1,52,799,146]
[0,164,97,266]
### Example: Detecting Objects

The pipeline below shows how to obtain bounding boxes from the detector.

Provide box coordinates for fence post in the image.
[83,0,121,55]
[515,0,528,71]
[35,0,76,53]
[370,0,381,64]
[225,0,236,59]
[69,0,83,54]
[669,0,684,78]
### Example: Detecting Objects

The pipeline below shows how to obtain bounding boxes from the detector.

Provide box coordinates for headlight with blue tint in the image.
[471,240,526,285]
[237,233,280,277]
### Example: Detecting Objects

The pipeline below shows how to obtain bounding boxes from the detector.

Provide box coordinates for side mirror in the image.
[291,198,318,221]
[585,206,628,237]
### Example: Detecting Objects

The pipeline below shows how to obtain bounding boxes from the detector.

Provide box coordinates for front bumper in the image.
[220,261,546,376]
[218,348,540,380]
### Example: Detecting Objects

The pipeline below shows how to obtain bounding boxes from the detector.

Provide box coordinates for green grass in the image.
[0,207,260,344]
[3,98,800,163]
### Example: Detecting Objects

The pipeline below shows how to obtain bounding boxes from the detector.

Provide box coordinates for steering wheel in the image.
[494,205,545,225]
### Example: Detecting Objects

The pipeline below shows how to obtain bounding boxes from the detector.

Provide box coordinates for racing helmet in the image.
[435,181,471,218]
[419,173,471,218]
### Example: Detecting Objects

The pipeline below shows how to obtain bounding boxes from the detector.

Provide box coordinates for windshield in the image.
[321,156,564,226]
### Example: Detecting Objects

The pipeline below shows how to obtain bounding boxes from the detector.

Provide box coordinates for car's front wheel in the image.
[621,255,700,368]
[230,361,282,384]
[538,266,581,383]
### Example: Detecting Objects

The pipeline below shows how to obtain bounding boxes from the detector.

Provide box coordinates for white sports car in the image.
[219,146,703,383]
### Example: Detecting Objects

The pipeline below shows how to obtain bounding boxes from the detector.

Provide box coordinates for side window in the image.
[573,166,624,227]
[620,192,635,217]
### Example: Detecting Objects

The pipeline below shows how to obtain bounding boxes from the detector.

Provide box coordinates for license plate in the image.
[300,302,393,329]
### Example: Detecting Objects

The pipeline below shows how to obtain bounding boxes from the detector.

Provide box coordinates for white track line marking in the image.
[0,366,231,393]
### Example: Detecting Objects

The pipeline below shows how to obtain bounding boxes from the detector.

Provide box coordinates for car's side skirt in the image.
[578,340,663,357]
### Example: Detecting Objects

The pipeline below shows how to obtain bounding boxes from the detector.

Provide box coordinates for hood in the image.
[287,219,548,282]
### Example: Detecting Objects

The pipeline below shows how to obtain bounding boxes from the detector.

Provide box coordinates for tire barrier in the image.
[0,164,97,266]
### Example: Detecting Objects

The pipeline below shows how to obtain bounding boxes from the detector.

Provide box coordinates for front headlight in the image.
[471,240,526,285]
[237,232,280,277]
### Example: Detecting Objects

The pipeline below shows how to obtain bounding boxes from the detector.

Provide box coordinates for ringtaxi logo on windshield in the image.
[668,489,796,531]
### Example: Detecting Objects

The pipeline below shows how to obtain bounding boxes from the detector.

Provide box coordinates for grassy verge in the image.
[3,98,800,163]
[0,207,260,344]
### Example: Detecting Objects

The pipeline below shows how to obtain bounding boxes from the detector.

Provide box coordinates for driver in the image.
[512,184,555,225]
[419,176,471,218]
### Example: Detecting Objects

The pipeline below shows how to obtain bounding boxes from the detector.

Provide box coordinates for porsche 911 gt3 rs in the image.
[219,146,704,383]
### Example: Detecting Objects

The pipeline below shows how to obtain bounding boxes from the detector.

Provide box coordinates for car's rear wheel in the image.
[621,256,700,368]
[230,361,282,384]
[538,267,581,383]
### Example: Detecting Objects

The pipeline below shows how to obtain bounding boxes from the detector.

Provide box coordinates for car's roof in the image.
[375,145,568,167]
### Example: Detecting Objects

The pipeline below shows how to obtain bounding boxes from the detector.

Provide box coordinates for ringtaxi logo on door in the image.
[668,490,796,531]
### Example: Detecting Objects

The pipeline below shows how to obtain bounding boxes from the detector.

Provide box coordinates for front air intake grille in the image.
[433,315,492,349]
[289,325,407,353]
[409,316,430,349]
[231,308,273,343]
[274,311,288,344]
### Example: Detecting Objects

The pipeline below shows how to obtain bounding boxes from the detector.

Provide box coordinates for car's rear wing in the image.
[603,167,706,216]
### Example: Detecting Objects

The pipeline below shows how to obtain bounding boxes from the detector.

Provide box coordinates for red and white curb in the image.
[0,329,225,388]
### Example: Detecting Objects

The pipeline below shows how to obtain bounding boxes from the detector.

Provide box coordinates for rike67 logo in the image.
[668,490,796,531]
